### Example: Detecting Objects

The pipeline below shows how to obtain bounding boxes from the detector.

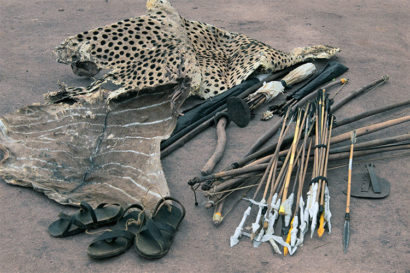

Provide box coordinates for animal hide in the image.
[0,80,189,212]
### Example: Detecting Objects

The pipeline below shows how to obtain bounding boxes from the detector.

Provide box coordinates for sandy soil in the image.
[0,0,409,272]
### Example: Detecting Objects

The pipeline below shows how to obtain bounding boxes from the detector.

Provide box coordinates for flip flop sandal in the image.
[87,204,145,259]
[48,202,123,238]
[135,197,185,259]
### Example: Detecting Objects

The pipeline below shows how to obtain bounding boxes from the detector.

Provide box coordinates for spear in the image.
[343,130,356,253]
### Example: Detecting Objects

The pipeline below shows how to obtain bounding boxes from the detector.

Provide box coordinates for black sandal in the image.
[48,202,123,238]
[135,197,185,259]
[87,204,145,259]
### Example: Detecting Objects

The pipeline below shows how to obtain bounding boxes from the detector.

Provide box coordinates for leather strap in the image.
[58,212,87,236]
[80,201,98,224]
[92,230,135,244]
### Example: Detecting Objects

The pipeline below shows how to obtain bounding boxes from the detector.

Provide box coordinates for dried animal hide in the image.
[0,79,190,213]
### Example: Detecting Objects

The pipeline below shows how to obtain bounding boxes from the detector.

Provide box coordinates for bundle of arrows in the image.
[228,90,334,255]
[187,75,410,255]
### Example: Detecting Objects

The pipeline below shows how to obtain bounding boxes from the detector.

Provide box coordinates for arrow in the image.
[318,115,334,237]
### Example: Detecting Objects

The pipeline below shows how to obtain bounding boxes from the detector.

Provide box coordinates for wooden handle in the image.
[201,117,228,175]
[346,142,354,213]
[331,115,410,145]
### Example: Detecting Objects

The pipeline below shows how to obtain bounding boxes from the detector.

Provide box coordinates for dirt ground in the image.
[0,0,409,272]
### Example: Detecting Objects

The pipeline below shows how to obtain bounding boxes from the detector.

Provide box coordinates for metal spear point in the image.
[343,214,350,253]
[343,130,356,253]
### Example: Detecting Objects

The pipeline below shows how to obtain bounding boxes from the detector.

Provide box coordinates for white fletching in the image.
[308,183,318,219]
[265,196,281,236]
[310,201,319,238]
[251,199,266,234]
[263,234,293,252]
[305,184,314,216]
[299,196,307,234]
[264,212,275,237]
[230,206,251,247]
[324,185,332,233]
[298,196,308,248]
[291,216,299,247]
[253,228,265,248]
[284,193,294,226]
[270,193,278,208]
[268,238,282,255]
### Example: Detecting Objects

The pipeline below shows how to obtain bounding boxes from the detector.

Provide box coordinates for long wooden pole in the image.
[335,99,410,127]
[330,115,410,144]
[332,75,388,113]
[343,130,356,253]
[236,114,410,168]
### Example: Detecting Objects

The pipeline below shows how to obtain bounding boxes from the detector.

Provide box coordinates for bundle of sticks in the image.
[187,75,410,255]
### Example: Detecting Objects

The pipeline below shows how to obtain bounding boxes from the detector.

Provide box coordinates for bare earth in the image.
[0,1,409,272]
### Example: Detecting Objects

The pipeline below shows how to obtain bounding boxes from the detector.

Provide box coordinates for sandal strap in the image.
[80,201,98,224]
[118,204,145,224]
[123,210,145,224]
[58,212,87,236]
[153,197,186,226]
[92,230,135,244]
[123,203,144,215]
[102,203,124,223]
[96,202,109,209]
[138,218,167,252]
[96,203,121,209]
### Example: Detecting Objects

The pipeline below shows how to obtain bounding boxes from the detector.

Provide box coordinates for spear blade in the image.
[343,213,350,253]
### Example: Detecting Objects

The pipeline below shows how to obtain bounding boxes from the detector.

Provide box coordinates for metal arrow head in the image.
[343,213,350,253]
